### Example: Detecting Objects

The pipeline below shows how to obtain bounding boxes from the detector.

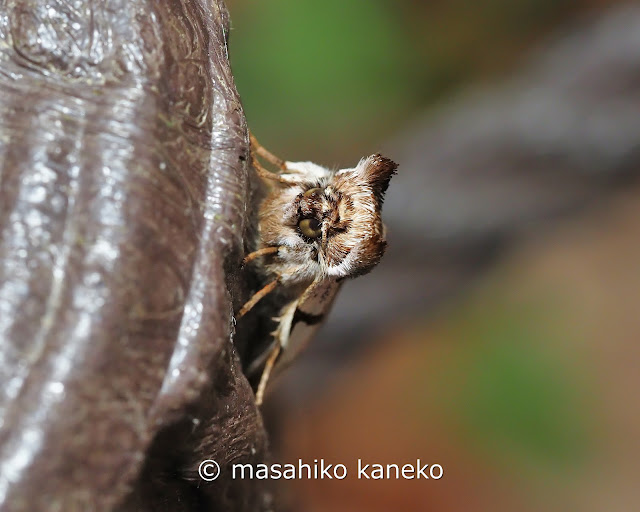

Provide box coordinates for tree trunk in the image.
[0,1,268,510]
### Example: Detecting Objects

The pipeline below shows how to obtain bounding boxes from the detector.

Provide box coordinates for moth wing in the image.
[246,279,343,382]
[274,279,342,382]
[277,278,343,370]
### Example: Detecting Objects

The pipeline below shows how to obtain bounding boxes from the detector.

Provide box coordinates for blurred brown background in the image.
[226,1,640,510]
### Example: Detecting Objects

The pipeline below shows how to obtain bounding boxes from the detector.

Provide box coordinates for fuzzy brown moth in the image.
[238,134,397,404]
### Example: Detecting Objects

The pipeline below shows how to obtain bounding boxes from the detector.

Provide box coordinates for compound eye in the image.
[303,187,323,198]
[298,217,322,239]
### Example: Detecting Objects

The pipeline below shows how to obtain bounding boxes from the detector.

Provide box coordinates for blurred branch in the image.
[0,1,268,511]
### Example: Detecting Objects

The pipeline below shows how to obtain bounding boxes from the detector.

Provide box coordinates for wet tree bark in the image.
[0,1,268,511]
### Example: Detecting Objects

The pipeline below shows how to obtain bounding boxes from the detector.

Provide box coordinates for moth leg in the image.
[250,133,286,170]
[252,157,291,184]
[242,246,280,266]
[250,133,290,183]
[255,299,299,405]
[237,277,280,319]
[252,158,306,185]
[255,343,280,406]
[250,133,305,184]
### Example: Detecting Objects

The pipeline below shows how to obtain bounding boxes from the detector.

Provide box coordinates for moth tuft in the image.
[357,154,398,203]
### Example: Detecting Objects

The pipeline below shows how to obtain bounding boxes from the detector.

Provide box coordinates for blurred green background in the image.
[226,1,635,511]
[228,0,579,162]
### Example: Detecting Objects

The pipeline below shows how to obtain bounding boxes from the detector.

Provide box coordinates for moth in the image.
[239,134,397,404]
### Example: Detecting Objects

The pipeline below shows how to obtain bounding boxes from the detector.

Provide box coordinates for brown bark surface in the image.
[0,1,268,511]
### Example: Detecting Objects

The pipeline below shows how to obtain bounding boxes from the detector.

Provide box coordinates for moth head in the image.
[259,155,396,281]
[294,154,397,278]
